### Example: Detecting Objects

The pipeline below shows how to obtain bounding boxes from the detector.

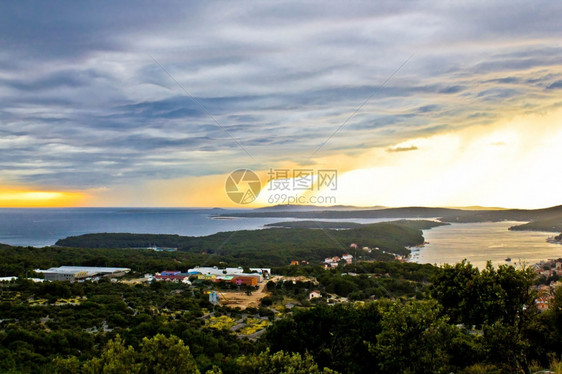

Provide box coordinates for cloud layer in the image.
[1,1,562,206]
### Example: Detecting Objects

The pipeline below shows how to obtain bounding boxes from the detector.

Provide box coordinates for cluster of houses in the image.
[532,258,562,311]
[535,284,555,311]
[324,254,354,268]
[351,243,380,254]
[153,266,271,287]
[533,258,562,278]
[146,245,177,252]
[288,243,392,268]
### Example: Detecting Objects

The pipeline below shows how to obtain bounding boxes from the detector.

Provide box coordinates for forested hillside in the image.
[1,259,562,373]
[55,220,442,265]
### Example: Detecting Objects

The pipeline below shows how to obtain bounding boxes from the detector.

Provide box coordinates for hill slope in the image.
[55,220,443,266]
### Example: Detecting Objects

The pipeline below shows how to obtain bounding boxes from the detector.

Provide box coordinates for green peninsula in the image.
[55,220,443,266]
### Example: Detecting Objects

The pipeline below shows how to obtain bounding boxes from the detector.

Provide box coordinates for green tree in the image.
[55,334,200,374]
[52,356,80,374]
[236,349,337,373]
[138,334,199,374]
[430,260,480,324]
[266,303,382,373]
[373,300,459,374]
[431,261,536,327]
[82,335,140,374]
[481,322,529,373]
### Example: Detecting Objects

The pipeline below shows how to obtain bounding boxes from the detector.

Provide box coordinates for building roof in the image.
[36,266,130,277]
[188,266,261,276]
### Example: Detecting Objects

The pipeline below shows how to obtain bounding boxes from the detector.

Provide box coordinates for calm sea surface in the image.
[0,208,393,247]
[412,221,562,268]
[0,209,560,267]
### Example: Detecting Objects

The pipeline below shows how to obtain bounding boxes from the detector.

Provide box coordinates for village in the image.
[2,252,562,362]
[3,253,561,314]
[531,258,562,311]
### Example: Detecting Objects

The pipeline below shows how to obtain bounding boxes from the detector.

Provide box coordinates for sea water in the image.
[0,209,559,268]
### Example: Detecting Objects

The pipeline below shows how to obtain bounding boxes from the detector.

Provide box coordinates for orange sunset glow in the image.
[0,189,88,208]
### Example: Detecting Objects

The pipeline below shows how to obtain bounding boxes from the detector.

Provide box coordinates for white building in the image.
[188,266,265,282]
[309,290,322,300]
[35,266,131,282]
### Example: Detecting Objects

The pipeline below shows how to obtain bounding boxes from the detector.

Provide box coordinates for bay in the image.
[414,221,562,268]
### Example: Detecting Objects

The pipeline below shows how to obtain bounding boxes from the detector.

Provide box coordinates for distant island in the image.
[264,220,362,229]
[264,219,448,230]
[220,204,562,232]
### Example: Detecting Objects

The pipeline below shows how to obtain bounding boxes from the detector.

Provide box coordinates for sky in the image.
[1,1,562,208]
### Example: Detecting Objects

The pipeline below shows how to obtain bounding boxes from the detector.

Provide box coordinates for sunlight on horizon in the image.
[20,106,557,210]
[326,108,562,209]
[0,189,88,208]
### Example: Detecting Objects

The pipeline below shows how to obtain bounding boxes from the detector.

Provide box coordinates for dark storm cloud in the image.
[439,86,466,94]
[417,105,441,113]
[485,77,521,84]
[1,1,562,188]
[0,1,203,59]
[2,69,101,91]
